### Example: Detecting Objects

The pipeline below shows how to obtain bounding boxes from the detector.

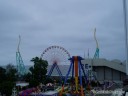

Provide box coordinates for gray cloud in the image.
[0,0,127,65]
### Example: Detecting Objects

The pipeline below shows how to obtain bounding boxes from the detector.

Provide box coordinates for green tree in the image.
[6,64,17,82]
[0,64,17,96]
[0,66,6,83]
[30,57,48,85]
[0,81,14,95]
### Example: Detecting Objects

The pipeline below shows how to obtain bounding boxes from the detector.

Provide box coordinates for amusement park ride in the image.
[16,28,100,95]
[84,28,100,83]
[61,56,88,96]
[41,46,90,95]
[39,28,99,95]
[93,28,99,59]
[41,45,71,81]
[16,36,26,77]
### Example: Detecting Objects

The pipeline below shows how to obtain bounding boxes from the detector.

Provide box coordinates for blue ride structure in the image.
[61,56,88,96]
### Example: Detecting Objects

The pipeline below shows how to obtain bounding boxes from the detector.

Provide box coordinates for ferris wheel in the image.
[41,45,71,80]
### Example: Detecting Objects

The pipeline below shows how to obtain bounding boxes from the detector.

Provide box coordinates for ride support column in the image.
[74,56,79,93]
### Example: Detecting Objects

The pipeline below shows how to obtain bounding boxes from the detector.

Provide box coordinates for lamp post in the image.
[123,0,128,76]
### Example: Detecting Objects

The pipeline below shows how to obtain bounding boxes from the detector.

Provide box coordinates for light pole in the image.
[123,0,128,76]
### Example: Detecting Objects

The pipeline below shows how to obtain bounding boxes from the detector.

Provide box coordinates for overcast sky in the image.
[0,0,127,66]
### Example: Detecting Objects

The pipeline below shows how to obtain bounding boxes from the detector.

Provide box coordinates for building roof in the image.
[81,58,126,73]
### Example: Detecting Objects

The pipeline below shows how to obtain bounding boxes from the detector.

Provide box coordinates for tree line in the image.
[0,57,49,96]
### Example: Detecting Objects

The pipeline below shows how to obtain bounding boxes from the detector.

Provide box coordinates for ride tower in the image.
[61,56,88,96]
[16,36,26,78]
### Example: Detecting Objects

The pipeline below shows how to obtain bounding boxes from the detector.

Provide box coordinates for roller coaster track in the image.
[16,35,26,76]
[93,28,99,59]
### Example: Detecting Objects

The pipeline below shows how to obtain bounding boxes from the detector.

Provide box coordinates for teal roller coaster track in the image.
[16,36,26,77]
[93,28,99,59]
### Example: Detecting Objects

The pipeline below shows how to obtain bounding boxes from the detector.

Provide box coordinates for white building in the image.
[81,58,126,82]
